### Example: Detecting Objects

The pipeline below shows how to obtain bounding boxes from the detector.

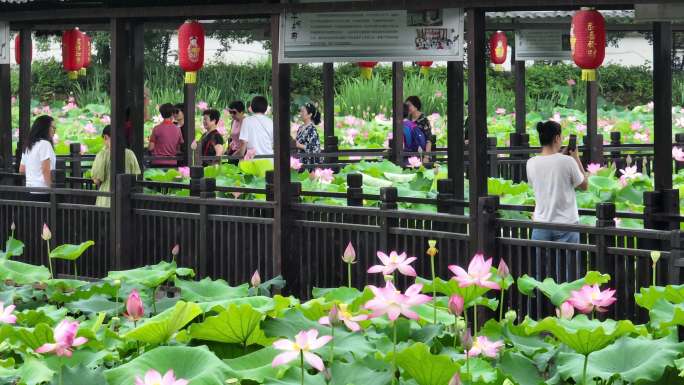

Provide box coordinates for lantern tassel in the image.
[420,66,429,76]
[360,67,372,80]
[581,69,596,82]
[68,71,79,80]
[495,64,504,72]
[185,71,197,84]
[79,68,87,77]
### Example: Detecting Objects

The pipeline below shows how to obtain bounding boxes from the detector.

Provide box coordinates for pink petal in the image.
[376,251,391,265]
[343,319,360,332]
[145,370,163,385]
[308,334,332,350]
[162,370,176,385]
[448,264,467,277]
[367,265,386,274]
[304,351,325,371]
[405,284,423,297]
[135,376,145,385]
[318,316,330,326]
[272,351,300,367]
[403,256,416,264]
[481,280,501,290]
[387,306,401,321]
[35,343,56,354]
[273,339,294,351]
[397,264,417,277]
[402,309,419,320]
[72,337,88,347]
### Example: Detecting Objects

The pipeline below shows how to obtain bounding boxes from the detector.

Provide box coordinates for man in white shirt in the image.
[236,96,273,157]
[526,120,588,243]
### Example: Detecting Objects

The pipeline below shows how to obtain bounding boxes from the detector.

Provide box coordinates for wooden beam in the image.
[467,8,488,254]
[515,60,526,134]
[0,62,10,170]
[392,62,404,165]
[487,22,684,32]
[110,17,128,267]
[129,21,145,167]
[447,60,465,211]
[16,27,30,172]
[322,62,334,151]
[653,21,672,191]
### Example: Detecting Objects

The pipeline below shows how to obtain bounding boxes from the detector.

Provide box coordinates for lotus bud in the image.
[455,318,466,330]
[342,242,356,264]
[497,259,510,279]
[448,295,464,316]
[171,244,180,258]
[555,301,574,320]
[10,222,15,232]
[502,380,514,385]
[125,289,145,321]
[113,279,121,286]
[651,251,661,265]
[504,310,517,323]
[426,239,438,258]
[383,274,393,282]
[328,304,340,324]
[251,270,261,288]
[448,373,462,385]
[41,223,51,241]
[190,140,198,151]
[461,328,473,350]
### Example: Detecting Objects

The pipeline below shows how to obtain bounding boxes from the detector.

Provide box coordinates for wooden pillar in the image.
[391,62,404,165]
[0,23,10,170]
[515,60,526,134]
[585,80,602,164]
[653,21,673,191]
[323,62,335,153]
[129,21,145,167]
[271,14,292,287]
[110,18,129,263]
[447,61,464,212]
[183,85,196,167]
[16,27,31,171]
[467,8,488,253]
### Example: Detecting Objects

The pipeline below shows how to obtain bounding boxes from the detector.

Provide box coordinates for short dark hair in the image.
[250,96,268,114]
[102,125,111,138]
[405,95,422,111]
[174,103,185,114]
[202,109,220,124]
[159,103,175,119]
[536,120,562,146]
[228,100,245,113]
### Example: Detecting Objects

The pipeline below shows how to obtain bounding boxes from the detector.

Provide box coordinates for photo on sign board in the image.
[414,28,456,51]
[407,10,443,26]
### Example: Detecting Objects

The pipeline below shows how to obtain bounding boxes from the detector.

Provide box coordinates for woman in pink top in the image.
[227,100,246,154]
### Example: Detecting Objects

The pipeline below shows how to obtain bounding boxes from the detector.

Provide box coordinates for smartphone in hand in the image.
[563,134,577,155]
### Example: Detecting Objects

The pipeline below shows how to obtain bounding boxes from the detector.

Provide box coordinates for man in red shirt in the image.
[149,103,184,167]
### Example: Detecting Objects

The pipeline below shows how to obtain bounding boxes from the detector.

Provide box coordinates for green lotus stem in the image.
[329,325,335,368]
[586,255,590,273]
[430,255,437,324]
[466,353,470,385]
[392,321,398,385]
[473,303,478,336]
[652,262,657,286]
[453,314,458,349]
[582,354,589,385]
[464,308,469,333]
[300,351,305,385]
[499,288,505,322]
[151,287,157,315]
[45,240,53,279]
[73,261,78,280]
[347,263,352,288]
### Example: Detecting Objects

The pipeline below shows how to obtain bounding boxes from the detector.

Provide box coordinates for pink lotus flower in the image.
[634,132,649,142]
[124,289,144,321]
[556,301,574,319]
[83,122,97,134]
[41,223,52,241]
[575,123,587,134]
[495,108,506,115]
[466,336,504,358]
[448,295,464,316]
[190,140,198,151]
[676,117,684,128]
[646,101,654,111]
[587,163,602,174]
[567,115,577,123]
[631,121,643,131]
[178,167,190,178]
[41,105,51,115]
[135,369,188,385]
[171,244,180,258]
[364,281,431,321]
[197,101,208,111]
[368,251,417,277]
[11,96,16,105]
[407,156,422,168]
[251,270,261,287]
[448,254,500,290]
[435,91,443,98]
[101,115,111,125]
[290,157,303,171]
[0,302,16,324]
[673,147,684,162]
[619,166,641,186]
[80,144,88,155]
[551,113,562,122]
[342,242,356,264]
[153,115,163,124]
[313,168,334,184]
[374,114,390,123]
[567,284,616,314]
[342,128,359,146]
[567,78,576,86]
[62,102,77,113]
[614,217,621,227]
[272,329,332,372]
[497,259,510,279]
[344,116,357,126]
[35,320,88,357]
[319,303,368,332]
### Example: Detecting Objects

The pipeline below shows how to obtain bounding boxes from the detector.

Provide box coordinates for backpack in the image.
[403,119,427,152]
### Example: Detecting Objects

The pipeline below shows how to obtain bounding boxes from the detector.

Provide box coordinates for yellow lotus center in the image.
[390,254,398,263]
[293,341,308,351]
[338,304,352,319]
[590,292,598,301]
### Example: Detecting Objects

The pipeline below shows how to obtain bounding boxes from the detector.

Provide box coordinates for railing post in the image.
[197,173,215,279]
[520,133,530,181]
[675,133,684,173]
[325,136,339,164]
[668,230,684,285]
[379,187,398,254]
[477,196,498,258]
[437,178,454,214]
[49,160,66,273]
[346,173,363,207]
[69,143,82,189]
[189,166,204,197]
[610,132,621,164]
[265,170,275,202]
[114,174,136,270]
[642,191,663,252]
[429,134,437,164]
[488,137,498,178]
[595,202,616,274]
[509,133,521,183]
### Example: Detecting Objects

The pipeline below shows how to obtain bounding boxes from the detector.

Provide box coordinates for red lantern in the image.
[14,34,32,65]
[489,31,508,72]
[416,61,433,76]
[178,20,205,84]
[62,28,84,80]
[79,34,92,77]
[358,61,378,80]
[571,8,606,82]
